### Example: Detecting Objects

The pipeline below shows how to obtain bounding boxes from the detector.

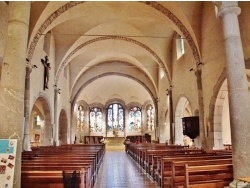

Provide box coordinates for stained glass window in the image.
[90,107,102,132]
[77,105,84,132]
[107,103,124,132]
[128,106,142,132]
[146,105,155,131]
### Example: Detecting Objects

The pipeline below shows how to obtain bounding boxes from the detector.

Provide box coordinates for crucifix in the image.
[41,55,51,90]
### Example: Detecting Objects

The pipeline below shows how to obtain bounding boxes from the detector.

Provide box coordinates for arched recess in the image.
[209,77,230,149]
[30,96,52,146]
[174,96,192,145]
[58,109,68,145]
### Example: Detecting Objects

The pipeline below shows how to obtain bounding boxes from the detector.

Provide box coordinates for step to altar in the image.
[104,137,125,151]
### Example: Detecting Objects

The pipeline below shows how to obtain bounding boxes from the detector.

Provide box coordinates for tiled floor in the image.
[94,151,159,188]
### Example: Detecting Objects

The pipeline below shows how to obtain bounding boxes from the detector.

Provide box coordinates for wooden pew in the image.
[21,144,104,188]
[159,155,232,188]
[169,158,233,188]
[144,149,205,174]
[21,170,86,188]
[184,163,233,188]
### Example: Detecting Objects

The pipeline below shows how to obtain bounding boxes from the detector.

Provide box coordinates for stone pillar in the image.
[168,87,174,144]
[0,2,31,188]
[155,98,159,142]
[195,69,207,149]
[54,86,58,146]
[217,2,250,187]
[23,65,32,151]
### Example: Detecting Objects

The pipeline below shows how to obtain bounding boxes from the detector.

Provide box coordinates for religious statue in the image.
[41,55,51,90]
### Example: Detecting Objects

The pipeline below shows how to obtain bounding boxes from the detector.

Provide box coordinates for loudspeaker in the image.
[182,116,199,139]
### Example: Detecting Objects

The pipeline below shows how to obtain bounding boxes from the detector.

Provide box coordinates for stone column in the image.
[54,86,58,146]
[217,2,250,187]
[168,87,174,144]
[23,65,32,151]
[0,2,31,188]
[195,69,207,149]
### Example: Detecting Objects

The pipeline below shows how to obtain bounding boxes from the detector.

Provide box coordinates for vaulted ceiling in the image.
[28,1,203,105]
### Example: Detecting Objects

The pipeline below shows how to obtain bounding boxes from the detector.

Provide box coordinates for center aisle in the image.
[94,151,159,188]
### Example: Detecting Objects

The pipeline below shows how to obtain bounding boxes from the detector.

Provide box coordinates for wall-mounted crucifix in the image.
[41,55,51,90]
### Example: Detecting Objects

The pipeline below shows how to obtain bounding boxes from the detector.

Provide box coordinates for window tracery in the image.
[77,105,84,132]
[129,106,142,132]
[146,105,155,131]
[90,107,102,132]
[107,103,124,133]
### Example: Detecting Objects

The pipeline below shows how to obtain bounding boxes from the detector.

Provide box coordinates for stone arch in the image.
[30,96,52,146]
[174,96,192,145]
[71,73,157,108]
[27,2,200,85]
[208,68,229,149]
[56,36,171,85]
[58,109,68,145]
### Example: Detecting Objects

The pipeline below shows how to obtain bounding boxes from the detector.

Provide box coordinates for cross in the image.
[41,55,51,90]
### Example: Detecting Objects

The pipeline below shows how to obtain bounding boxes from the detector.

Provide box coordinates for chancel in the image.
[0,1,250,188]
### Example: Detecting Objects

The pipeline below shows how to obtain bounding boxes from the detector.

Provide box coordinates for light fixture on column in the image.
[197,62,204,67]
[166,85,173,95]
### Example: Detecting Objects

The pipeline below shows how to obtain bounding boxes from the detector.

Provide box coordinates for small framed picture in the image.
[34,134,40,142]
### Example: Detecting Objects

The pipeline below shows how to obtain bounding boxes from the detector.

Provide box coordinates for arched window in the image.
[146,105,155,131]
[176,34,185,59]
[77,105,84,132]
[107,103,124,132]
[129,106,142,132]
[89,107,102,132]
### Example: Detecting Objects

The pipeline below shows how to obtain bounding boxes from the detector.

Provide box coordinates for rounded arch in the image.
[105,98,125,108]
[27,1,200,85]
[174,96,192,145]
[58,109,68,145]
[56,36,171,85]
[30,95,52,146]
[208,68,230,149]
[71,73,157,108]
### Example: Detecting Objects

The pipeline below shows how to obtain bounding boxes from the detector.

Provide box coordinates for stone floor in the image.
[94,151,159,188]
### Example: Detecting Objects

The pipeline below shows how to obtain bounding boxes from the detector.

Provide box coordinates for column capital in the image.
[26,64,33,73]
[217,1,241,18]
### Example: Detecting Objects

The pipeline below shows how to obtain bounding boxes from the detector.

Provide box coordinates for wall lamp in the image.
[166,85,173,95]
[32,65,38,69]
[197,62,204,66]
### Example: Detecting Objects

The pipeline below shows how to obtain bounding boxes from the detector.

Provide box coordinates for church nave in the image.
[94,151,158,188]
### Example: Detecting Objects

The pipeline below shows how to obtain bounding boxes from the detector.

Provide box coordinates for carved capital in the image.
[217,2,241,18]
